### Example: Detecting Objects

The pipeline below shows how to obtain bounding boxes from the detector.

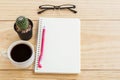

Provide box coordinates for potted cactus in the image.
[14,16,33,40]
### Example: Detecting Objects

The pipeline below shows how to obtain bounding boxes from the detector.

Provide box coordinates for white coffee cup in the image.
[2,40,34,68]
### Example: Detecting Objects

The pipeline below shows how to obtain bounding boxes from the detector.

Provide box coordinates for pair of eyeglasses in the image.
[38,4,77,14]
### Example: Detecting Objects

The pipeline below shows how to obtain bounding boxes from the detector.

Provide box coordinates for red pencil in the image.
[38,26,46,68]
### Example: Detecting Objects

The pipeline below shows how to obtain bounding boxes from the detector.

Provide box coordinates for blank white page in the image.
[35,18,81,74]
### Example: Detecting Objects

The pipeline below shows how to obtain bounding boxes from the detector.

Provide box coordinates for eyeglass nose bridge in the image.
[54,6,60,9]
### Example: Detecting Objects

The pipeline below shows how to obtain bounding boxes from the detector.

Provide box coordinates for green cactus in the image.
[16,16,29,30]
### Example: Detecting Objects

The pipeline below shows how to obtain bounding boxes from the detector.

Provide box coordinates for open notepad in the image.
[35,18,81,74]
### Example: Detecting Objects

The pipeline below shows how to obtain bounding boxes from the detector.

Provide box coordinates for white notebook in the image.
[35,18,81,74]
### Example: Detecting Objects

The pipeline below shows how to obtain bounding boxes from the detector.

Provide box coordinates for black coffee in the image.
[11,44,32,62]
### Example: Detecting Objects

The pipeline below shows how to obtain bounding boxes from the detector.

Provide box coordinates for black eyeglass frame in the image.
[38,4,77,14]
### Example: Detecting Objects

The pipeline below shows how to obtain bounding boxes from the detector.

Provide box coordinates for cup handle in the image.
[0,49,8,58]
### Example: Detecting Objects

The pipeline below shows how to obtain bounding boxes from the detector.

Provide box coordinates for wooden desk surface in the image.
[1,0,120,79]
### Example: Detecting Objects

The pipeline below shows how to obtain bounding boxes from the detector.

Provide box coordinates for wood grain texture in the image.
[1,0,120,20]
[1,0,120,79]
[82,21,120,69]
[0,70,79,80]
[0,21,38,69]
[1,70,120,80]
[1,21,120,70]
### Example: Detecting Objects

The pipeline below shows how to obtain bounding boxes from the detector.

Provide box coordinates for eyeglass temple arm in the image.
[38,9,48,14]
[67,8,77,13]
